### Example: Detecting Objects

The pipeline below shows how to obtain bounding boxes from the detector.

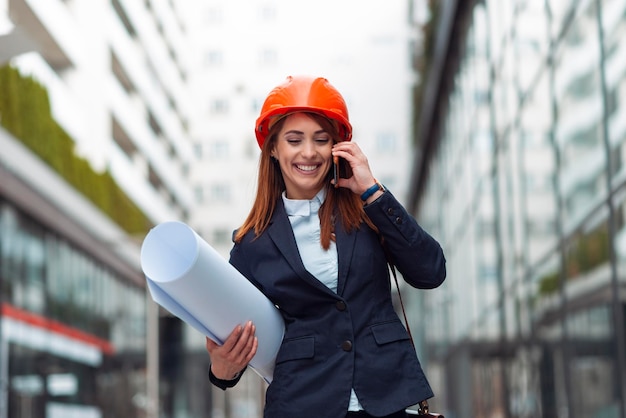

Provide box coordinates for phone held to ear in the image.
[333,156,352,187]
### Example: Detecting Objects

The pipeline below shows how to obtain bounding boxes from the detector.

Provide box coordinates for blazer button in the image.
[341,340,353,352]
[395,217,403,224]
[335,301,347,311]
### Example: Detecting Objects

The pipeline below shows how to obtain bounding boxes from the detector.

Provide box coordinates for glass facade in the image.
[0,201,148,417]
[414,0,626,417]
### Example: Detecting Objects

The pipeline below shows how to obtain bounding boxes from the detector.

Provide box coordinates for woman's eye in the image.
[315,137,330,143]
[284,135,302,143]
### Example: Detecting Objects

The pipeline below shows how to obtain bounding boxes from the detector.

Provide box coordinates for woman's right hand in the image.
[205,321,258,380]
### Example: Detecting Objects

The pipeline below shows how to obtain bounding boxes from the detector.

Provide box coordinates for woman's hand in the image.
[332,142,381,200]
[205,321,258,380]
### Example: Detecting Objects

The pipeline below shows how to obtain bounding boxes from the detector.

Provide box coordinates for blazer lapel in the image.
[335,223,356,296]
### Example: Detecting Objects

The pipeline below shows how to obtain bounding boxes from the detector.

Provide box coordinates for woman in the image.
[206,76,446,418]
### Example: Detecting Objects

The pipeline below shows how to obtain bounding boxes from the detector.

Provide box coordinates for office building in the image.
[1,0,425,416]
[187,1,417,416]
[0,0,202,416]
[409,1,626,417]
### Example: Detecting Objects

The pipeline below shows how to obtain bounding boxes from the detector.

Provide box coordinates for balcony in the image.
[8,0,80,70]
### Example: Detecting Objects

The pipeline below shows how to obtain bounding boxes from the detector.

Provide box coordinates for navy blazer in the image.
[211,190,446,418]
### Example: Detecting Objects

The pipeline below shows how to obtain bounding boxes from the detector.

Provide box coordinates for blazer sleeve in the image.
[364,190,446,289]
[208,365,246,390]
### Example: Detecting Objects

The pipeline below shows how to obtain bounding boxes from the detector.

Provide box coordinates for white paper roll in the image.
[140,221,284,383]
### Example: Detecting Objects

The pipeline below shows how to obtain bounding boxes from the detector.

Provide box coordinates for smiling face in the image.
[271,113,334,200]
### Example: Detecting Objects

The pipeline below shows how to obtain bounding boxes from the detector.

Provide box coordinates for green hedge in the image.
[0,65,153,236]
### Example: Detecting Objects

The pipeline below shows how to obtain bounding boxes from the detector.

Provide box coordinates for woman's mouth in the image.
[295,164,319,172]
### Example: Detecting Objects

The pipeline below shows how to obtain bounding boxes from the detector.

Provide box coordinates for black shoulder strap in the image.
[389,263,414,345]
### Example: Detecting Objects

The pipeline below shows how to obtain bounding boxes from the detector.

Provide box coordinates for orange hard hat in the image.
[255,76,352,148]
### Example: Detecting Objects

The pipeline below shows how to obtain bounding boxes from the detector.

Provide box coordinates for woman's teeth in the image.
[297,165,317,172]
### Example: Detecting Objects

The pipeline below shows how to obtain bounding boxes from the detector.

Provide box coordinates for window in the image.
[259,49,277,66]
[205,50,223,67]
[111,117,137,158]
[194,185,204,204]
[209,141,229,159]
[148,111,164,137]
[111,0,136,37]
[212,229,231,246]
[478,263,498,283]
[566,72,596,99]
[193,142,203,159]
[526,219,556,236]
[111,51,135,94]
[524,173,552,192]
[210,183,231,202]
[258,5,276,21]
[245,137,258,158]
[606,87,618,117]
[376,132,397,153]
[210,99,229,115]
[251,97,262,113]
[206,7,223,24]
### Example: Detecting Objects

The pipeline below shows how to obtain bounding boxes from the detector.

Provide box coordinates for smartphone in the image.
[333,156,352,187]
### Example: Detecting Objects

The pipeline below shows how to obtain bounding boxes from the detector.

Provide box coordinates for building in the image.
[186,0,418,416]
[0,0,204,416]
[1,0,429,416]
[0,123,150,418]
[408,0,626,417]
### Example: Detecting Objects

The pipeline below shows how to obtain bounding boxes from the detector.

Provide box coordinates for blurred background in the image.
[0,0,625,417]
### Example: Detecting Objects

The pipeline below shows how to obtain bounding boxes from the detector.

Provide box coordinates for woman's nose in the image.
[302,139,316,157]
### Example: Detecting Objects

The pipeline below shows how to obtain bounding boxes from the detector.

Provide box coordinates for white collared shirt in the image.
[282,188,338,292]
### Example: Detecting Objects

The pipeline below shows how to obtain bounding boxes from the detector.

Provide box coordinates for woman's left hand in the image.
[332,141,379,198]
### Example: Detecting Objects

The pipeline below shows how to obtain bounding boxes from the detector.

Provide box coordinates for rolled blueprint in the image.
[140,221,284,383]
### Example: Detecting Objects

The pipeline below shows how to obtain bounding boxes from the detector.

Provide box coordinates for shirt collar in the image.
[282,188,326,216]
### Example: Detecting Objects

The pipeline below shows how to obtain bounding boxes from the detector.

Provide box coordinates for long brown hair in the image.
[234,112,377,249]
